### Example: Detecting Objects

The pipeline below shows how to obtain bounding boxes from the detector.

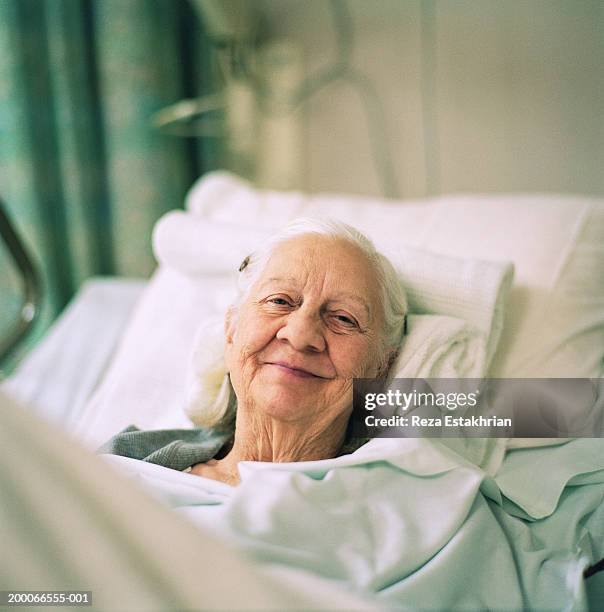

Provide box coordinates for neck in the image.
[216,402,349,483]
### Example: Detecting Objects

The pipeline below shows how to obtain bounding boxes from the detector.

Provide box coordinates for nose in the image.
[276,308,326,353]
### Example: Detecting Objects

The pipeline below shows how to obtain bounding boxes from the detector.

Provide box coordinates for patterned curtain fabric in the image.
[0,0,213,370]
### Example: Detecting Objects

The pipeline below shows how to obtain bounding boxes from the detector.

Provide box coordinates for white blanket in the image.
[104,434,604,611]
[0,391,378,610]
[3,388,602,611]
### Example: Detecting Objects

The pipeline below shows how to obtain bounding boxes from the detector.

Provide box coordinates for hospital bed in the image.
[1,172,603,611]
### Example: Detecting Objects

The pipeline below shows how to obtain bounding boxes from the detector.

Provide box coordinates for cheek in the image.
[330,336,382,378]
[226,312,280,374]
[243,316,280,355]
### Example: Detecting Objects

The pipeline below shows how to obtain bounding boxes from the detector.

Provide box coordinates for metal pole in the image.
[0,198,42,369]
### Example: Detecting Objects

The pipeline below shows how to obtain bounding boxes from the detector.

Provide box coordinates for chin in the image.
[255,388,316,423]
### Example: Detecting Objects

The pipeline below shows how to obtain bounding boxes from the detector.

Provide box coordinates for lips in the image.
[266,361,330,379]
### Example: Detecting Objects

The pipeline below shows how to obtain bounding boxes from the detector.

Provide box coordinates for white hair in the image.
[235,217,407,361]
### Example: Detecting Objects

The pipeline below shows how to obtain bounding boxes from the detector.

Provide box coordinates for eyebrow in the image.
[262,277,298,286]
[256,277,299,293]
[330,293,371,319]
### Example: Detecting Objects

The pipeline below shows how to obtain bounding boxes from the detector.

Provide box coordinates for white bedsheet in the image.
[1,278,145,432]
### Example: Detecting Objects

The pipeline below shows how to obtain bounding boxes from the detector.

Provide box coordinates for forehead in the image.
[256,234,381,304]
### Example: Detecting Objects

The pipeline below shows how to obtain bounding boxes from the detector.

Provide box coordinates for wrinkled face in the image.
[225,235,386,427]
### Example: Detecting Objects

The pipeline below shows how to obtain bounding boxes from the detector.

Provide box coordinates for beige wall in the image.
[258,0,603,199]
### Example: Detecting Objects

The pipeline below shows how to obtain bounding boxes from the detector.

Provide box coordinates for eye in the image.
[329,312,359,329]
[263,295,296,309]
[268,297,291,306]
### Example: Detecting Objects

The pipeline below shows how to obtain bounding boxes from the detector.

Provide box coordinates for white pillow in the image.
[153,212,513,368]
[87,211,512,441]
[184,172,604,378]
[84,172,603,445]
[84,259,504,442]
[77,270,237,446]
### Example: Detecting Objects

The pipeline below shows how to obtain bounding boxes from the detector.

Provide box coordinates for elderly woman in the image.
[101,218,407,485]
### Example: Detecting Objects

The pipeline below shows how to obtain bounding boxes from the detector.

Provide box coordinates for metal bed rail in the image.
[0,198,42,370]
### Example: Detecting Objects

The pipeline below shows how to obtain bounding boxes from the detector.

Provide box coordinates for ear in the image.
[224,306,238,373]
[224,306,237,344]
[377,347,399,379]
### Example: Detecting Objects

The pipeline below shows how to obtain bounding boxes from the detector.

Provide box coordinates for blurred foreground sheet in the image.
[0,392,379,611]
[106,437,604,611]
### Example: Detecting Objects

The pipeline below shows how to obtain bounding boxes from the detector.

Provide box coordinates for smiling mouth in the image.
[266,362,330,379]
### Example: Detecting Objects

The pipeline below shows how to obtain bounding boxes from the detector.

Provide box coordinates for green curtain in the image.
[0,0,215,370]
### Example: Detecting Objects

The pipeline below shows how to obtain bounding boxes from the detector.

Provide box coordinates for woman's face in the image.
[225,235,386,427]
